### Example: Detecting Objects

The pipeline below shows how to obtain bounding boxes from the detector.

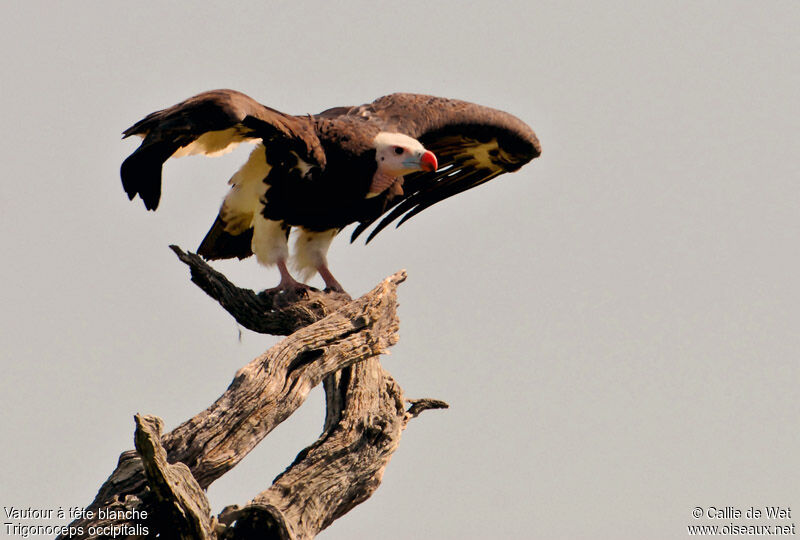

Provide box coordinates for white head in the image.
[373,132,438,177]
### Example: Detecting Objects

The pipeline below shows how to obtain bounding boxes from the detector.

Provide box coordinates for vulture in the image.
[121,90,541,292]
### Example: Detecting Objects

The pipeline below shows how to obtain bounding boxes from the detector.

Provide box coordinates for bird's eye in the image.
[393,146,404,155]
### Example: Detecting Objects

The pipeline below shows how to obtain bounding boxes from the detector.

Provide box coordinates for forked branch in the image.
[59,249,446,540]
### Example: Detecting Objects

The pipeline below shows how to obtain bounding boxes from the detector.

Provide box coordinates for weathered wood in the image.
[60,249,447,540]
[134,414,214,540]
[163,270,405,488]
[170,245,351,335]
[406,398,450,420]
[220,360,448,540]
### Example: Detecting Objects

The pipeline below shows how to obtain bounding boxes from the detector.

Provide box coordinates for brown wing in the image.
[121,89,324,210]
[348,93,541,243]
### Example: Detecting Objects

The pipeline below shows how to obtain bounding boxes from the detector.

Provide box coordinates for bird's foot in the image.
[264,260,317,296]
[317,265,347,294]
[259,281,318,306]
[275,276,317,294]
[323,282,346,294]
[258,266,317,299]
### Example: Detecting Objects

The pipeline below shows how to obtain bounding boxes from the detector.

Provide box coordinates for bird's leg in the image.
[316,264,345,293]
[253,218,313,293]
[276,259,310,290]
[294,228,345,293]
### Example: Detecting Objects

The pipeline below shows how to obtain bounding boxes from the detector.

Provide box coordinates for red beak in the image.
[420,150,438,172]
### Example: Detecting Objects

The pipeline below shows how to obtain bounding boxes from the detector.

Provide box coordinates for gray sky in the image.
[2,1,798,538]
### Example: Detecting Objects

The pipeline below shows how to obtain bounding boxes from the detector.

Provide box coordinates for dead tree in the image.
[59,246,447,540]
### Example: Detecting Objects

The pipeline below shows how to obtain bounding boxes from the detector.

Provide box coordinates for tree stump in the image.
[58,247,447,540]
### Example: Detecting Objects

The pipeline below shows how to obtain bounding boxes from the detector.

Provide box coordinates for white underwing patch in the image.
[171,127,256,158]
[221,144,270,234]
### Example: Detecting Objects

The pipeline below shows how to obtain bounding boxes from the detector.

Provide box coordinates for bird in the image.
[121,90,541,293]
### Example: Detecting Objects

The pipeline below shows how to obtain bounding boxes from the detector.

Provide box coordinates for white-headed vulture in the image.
[121,90,541,292]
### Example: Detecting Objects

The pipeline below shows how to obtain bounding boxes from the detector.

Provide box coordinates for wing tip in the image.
[120,147,164,211]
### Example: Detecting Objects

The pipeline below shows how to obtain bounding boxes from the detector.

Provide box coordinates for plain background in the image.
[1,2,798,538]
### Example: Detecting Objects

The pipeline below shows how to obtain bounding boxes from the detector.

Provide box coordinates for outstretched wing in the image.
[121,89,323,210]
[348,93,541,243]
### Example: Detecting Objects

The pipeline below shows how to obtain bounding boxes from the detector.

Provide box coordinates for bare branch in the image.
[405,398,450,421]
[169,245,351,335]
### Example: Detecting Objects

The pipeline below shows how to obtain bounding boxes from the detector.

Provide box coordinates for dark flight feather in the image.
[197,216,253,260]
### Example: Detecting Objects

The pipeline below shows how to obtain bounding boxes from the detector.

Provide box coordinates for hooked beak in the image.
[419,150,437,172]
[403,150,438,173]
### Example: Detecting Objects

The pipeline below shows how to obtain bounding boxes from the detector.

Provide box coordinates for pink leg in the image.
[276,259,307,290]
[317,264,345,293]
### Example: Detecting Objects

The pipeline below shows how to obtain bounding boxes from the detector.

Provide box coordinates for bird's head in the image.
[369,132,437,198]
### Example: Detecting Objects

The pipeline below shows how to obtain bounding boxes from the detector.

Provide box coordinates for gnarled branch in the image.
[169,245,351,335]
[61,249,447,540]
[220,360,447,540]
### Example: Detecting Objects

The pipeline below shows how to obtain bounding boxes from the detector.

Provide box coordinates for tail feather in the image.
[197,215,253,260]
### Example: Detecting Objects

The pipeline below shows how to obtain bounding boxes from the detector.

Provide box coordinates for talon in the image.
[325,284,346,294]
[274,259,315,292]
